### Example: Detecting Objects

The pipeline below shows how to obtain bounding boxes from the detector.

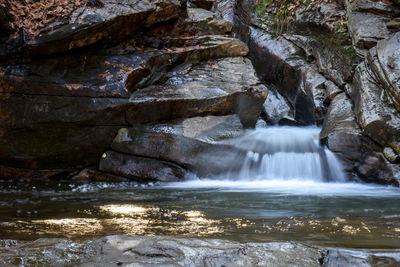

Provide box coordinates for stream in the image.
[1,127,400,249]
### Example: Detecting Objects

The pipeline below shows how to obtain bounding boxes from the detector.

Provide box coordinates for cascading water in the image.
[223,126,347,182]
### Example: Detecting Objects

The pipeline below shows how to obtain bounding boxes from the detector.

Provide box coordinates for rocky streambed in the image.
[2,235,400,266]
[1,0,400,265]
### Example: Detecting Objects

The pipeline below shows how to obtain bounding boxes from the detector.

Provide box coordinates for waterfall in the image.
[224,126,347,182]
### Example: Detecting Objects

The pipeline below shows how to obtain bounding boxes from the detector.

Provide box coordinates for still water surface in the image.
[1,179,400,248]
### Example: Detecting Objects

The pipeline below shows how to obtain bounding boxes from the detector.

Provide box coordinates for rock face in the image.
[346,0,400,55]
[233,0,350,126]
[233,0,400,185]
[24,0,185,55]
[1,235,400,266]
[1,0,399,185]
[0,2,267,180]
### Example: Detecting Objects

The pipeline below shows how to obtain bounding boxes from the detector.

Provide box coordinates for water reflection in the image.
[100,204,149,215]
[0,181,399,248]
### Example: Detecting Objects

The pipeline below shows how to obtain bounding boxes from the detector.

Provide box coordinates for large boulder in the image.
[352,61,400,158]
[126,57,267,127]
[321,92,399,185]
[261,86,295,125]
[106,115,250,178]
[234,24,326,125]
[99,150,186,182]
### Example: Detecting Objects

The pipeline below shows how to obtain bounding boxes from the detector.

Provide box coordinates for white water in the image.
[221,126,346,182]
[164,179,400,197]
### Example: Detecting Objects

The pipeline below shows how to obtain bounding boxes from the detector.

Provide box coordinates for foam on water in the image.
[162,179,400,197]
[221,126,346,182]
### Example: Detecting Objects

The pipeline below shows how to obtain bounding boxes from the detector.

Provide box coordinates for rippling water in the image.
[1,179,400,248]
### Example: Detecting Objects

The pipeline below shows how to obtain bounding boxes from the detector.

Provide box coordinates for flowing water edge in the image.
[1,127,400,265]
[1,179,400,248]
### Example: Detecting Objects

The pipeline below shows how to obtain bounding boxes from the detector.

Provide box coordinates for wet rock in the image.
[126,57,267,128]
[299,67,327,125]
[214,0,235,25]
[99,150,186,182]
[26,0,185,55]
[368,32,400,111]
[321,93,360,141]
[0,35,252,171]
[0,126,122,170]
[345,0,399,54]
[110,115,249,177]
[321,92,398,185]
[234,24,321,125]
[357,153,399,186]
[347,0,400,18]
[322,248,400,267]
[347,12,390,52]
[1,35,248,98]
[387,18,400,32]
[320,93,362,173]
[323,80,343,105]
[262,86,295,125]
[384,147,400,163]
[351,61,400,155]
[2,235,400,267]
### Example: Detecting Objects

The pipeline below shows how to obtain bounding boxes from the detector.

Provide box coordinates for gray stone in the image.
[345,0,400,54]
[110,115,249,177]
[27,0,185,55]
[234,24,319,125]
[368,32,400,111]
[262,86,294,125]
[384,146,400,163]
[99,150,186,182]
[2,236,400,267]
[320,92,397,185]
[214,0,235,25]
[351,61,400,152]
[126,57,268,128]
[324,80,343,105]
[322,248,400,267]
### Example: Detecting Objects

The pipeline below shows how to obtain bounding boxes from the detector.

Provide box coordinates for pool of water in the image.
[1,179,400,248]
